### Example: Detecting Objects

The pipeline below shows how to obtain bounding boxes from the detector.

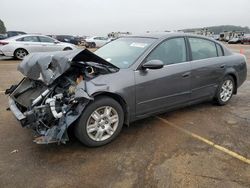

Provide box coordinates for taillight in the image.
[0,41,9,45]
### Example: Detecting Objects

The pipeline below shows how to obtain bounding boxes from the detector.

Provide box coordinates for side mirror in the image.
[142,60,164,70]
[54,40,60,44]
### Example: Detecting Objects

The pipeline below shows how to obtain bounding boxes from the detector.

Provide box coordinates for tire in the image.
[91,42,96,48]
[63,47,72,51]
[74,96,124,147]
[14,48,28,60]
[215,75,235,106]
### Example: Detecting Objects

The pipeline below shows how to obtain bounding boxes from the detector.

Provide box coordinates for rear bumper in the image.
[0,48,14,57]
[2,51,14,57]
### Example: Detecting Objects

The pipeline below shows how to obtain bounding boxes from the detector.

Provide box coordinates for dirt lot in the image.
[0,44,250,188]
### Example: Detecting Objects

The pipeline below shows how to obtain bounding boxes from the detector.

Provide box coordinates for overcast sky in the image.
[1,0,250,36]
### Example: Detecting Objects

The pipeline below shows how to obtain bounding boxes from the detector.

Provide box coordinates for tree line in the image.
[0,19,6,33]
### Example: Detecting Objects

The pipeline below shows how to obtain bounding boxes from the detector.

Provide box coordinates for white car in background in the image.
[0,34,77,60]
[85,36,111,48]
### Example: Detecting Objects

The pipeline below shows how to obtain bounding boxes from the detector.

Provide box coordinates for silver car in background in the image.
[0,34,77,60]
[85,36,111,48]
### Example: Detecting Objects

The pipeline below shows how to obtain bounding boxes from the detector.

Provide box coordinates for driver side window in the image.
[146,37,187,65]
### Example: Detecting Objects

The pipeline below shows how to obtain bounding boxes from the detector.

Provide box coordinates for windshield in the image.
[95,37,155,68]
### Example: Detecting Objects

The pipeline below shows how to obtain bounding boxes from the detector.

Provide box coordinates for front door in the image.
[135,37,191,116]
[38,36,62,52]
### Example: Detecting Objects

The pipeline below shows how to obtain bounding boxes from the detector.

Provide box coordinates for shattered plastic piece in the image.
[10,149,19,154]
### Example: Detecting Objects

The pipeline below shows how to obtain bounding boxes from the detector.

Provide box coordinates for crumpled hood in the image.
[17,48,119,85]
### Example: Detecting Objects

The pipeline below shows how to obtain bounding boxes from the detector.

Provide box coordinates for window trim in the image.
[216,43,224,56]
[16,37,24,42]
[187,36,222,61]
[138,36,189,69]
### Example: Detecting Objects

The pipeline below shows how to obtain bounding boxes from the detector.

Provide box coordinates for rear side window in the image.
[17,36,39,42]
[216,44,224,56]
[189,38,217,60]
[146,37,187,65]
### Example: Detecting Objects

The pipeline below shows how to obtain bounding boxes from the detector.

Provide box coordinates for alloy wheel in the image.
[86,106,119,141]
[15,49,27,59]
[220,79,234,102]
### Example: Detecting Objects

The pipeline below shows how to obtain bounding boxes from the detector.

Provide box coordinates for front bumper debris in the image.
[8,97,26,121]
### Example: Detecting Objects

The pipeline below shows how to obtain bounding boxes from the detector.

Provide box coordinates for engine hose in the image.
[45,94,63,119]
[32,89,50,106]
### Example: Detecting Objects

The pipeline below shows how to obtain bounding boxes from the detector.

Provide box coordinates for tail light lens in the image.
[0,41,9,45]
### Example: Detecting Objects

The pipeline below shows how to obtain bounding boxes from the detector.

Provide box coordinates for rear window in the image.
[189,37,217,60]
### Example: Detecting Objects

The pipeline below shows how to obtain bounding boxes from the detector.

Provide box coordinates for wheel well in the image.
[63,47,72,51]
[93,92,129,126]
[227,73,237,94]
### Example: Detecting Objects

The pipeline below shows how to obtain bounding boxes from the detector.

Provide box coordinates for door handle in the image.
[182,72,191,78]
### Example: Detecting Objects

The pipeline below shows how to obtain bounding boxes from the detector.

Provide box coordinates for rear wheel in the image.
[74,96,124,147]
[14,48,28,60]
[215,75,235,105]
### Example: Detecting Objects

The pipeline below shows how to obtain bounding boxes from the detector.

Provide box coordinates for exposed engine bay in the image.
[5,49,119,144]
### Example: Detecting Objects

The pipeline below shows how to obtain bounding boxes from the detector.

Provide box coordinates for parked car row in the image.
[0,30,112,47]
[227,36,250,44]
[226,33,250,44]
[0,31,114,60]
[50,35,82,45]
[208,34,250,45]
[49,35,112,47]
[241,36,250,44]
[0,31,27,40]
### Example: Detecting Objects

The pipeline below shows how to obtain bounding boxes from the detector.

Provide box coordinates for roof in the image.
[126,32,216,41]
[129,32,180,39]
[5,34,53,41]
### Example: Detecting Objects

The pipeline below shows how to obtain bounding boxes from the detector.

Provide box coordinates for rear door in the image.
[135,37,191,116]
[188,37,226,100]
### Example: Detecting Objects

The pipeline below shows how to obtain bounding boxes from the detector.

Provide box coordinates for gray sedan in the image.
[6,33,247,147]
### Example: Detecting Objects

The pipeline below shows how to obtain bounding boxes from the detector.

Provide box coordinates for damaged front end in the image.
[6,49,118,144]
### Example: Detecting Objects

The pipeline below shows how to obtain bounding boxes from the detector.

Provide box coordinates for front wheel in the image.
[14,48,28,60]
[74,96,124,147]
[215,76,235,105]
